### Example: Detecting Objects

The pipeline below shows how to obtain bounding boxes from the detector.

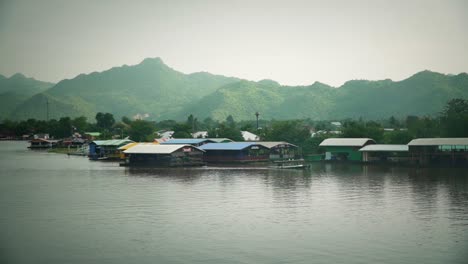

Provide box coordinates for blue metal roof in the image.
[161,138,214,145]
[200,142,260,150]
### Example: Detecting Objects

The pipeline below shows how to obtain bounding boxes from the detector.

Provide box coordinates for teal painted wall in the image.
[323,146,363,161]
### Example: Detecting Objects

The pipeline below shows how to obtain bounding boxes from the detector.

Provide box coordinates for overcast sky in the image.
[0,0,467,86]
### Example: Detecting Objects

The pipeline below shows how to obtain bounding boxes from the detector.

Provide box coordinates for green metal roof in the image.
[84,132,101,137]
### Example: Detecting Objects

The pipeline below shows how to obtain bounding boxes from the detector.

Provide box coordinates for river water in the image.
[1,141,467,264]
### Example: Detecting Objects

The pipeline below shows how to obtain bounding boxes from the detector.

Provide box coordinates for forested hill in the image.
[0,73,54,120]
[11,58,240,120]
[5,58,468,121]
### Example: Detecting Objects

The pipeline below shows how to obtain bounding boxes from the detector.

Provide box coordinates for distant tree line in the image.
[1,99,467,155]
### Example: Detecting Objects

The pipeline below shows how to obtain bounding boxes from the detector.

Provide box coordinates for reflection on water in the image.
[1,141,468,264]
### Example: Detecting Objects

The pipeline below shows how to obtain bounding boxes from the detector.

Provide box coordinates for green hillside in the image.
[6,58,468,121]
[11,58,240,120]
[0,73,54,120]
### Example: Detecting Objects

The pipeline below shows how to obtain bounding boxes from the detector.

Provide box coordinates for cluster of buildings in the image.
[88,138,300,167]
[317,137,468,166]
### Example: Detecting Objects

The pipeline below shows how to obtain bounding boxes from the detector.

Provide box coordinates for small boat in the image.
[269,159,310,169]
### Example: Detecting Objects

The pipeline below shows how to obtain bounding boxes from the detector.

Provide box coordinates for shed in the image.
[319,138,376,161]
[200,142,270,163]
[123,144,205,167]
[359,144,409,163]
[407,138,468,165]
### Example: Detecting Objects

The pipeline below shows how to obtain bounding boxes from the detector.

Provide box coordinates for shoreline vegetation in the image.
[1,98,467,157]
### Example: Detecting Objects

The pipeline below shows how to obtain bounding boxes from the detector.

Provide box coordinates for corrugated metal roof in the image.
[319,138,376,147]
[123,144,204,154]
[118,142,159,150]
[92,139,134,146]
[161,138,215,145]
[253,141,298,149]
[359,144,408,152]
[408,138,468,146]
[200,142,261,150]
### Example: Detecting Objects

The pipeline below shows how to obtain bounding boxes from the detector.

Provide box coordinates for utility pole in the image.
[255,112,260,130]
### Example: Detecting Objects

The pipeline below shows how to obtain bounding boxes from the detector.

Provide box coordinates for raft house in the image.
[161,138,216,147]
[200,142,270,163]
[89,139,134,160]
[359,144,409,163]
[408,138,468,166]
[319,138,376,161]
[255,141,300,160]
[122,144,205,167]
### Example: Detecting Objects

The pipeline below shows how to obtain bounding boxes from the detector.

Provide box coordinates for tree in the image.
[383,129,413,144]
[95,112,115,131]
[72,116,88,132]
[440,98,468,137]
[186,114,198,132]
[208,123,243,141]
[341,121,384,142]
[121,116,132,125]
[226,115,236,128]
[128,120,156,142]
[172,123,192,138]
[263,120,310,146]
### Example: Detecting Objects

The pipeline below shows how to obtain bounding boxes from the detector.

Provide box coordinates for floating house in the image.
[359,144,409,163]
[28,138,60,149]
[118,142,159,159]
[161,138,216,147]
[122,144,205,167]
[200,142,270,163]
[408,138,468,166]
[255,141,299,160]
[319,138,376,161]
[89,139,134,160]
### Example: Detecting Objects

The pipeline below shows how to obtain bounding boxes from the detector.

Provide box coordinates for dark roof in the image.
[200,142,263,151]
[161,138,215,145]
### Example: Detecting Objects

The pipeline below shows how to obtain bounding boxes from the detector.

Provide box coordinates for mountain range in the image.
[2,58,468,121]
